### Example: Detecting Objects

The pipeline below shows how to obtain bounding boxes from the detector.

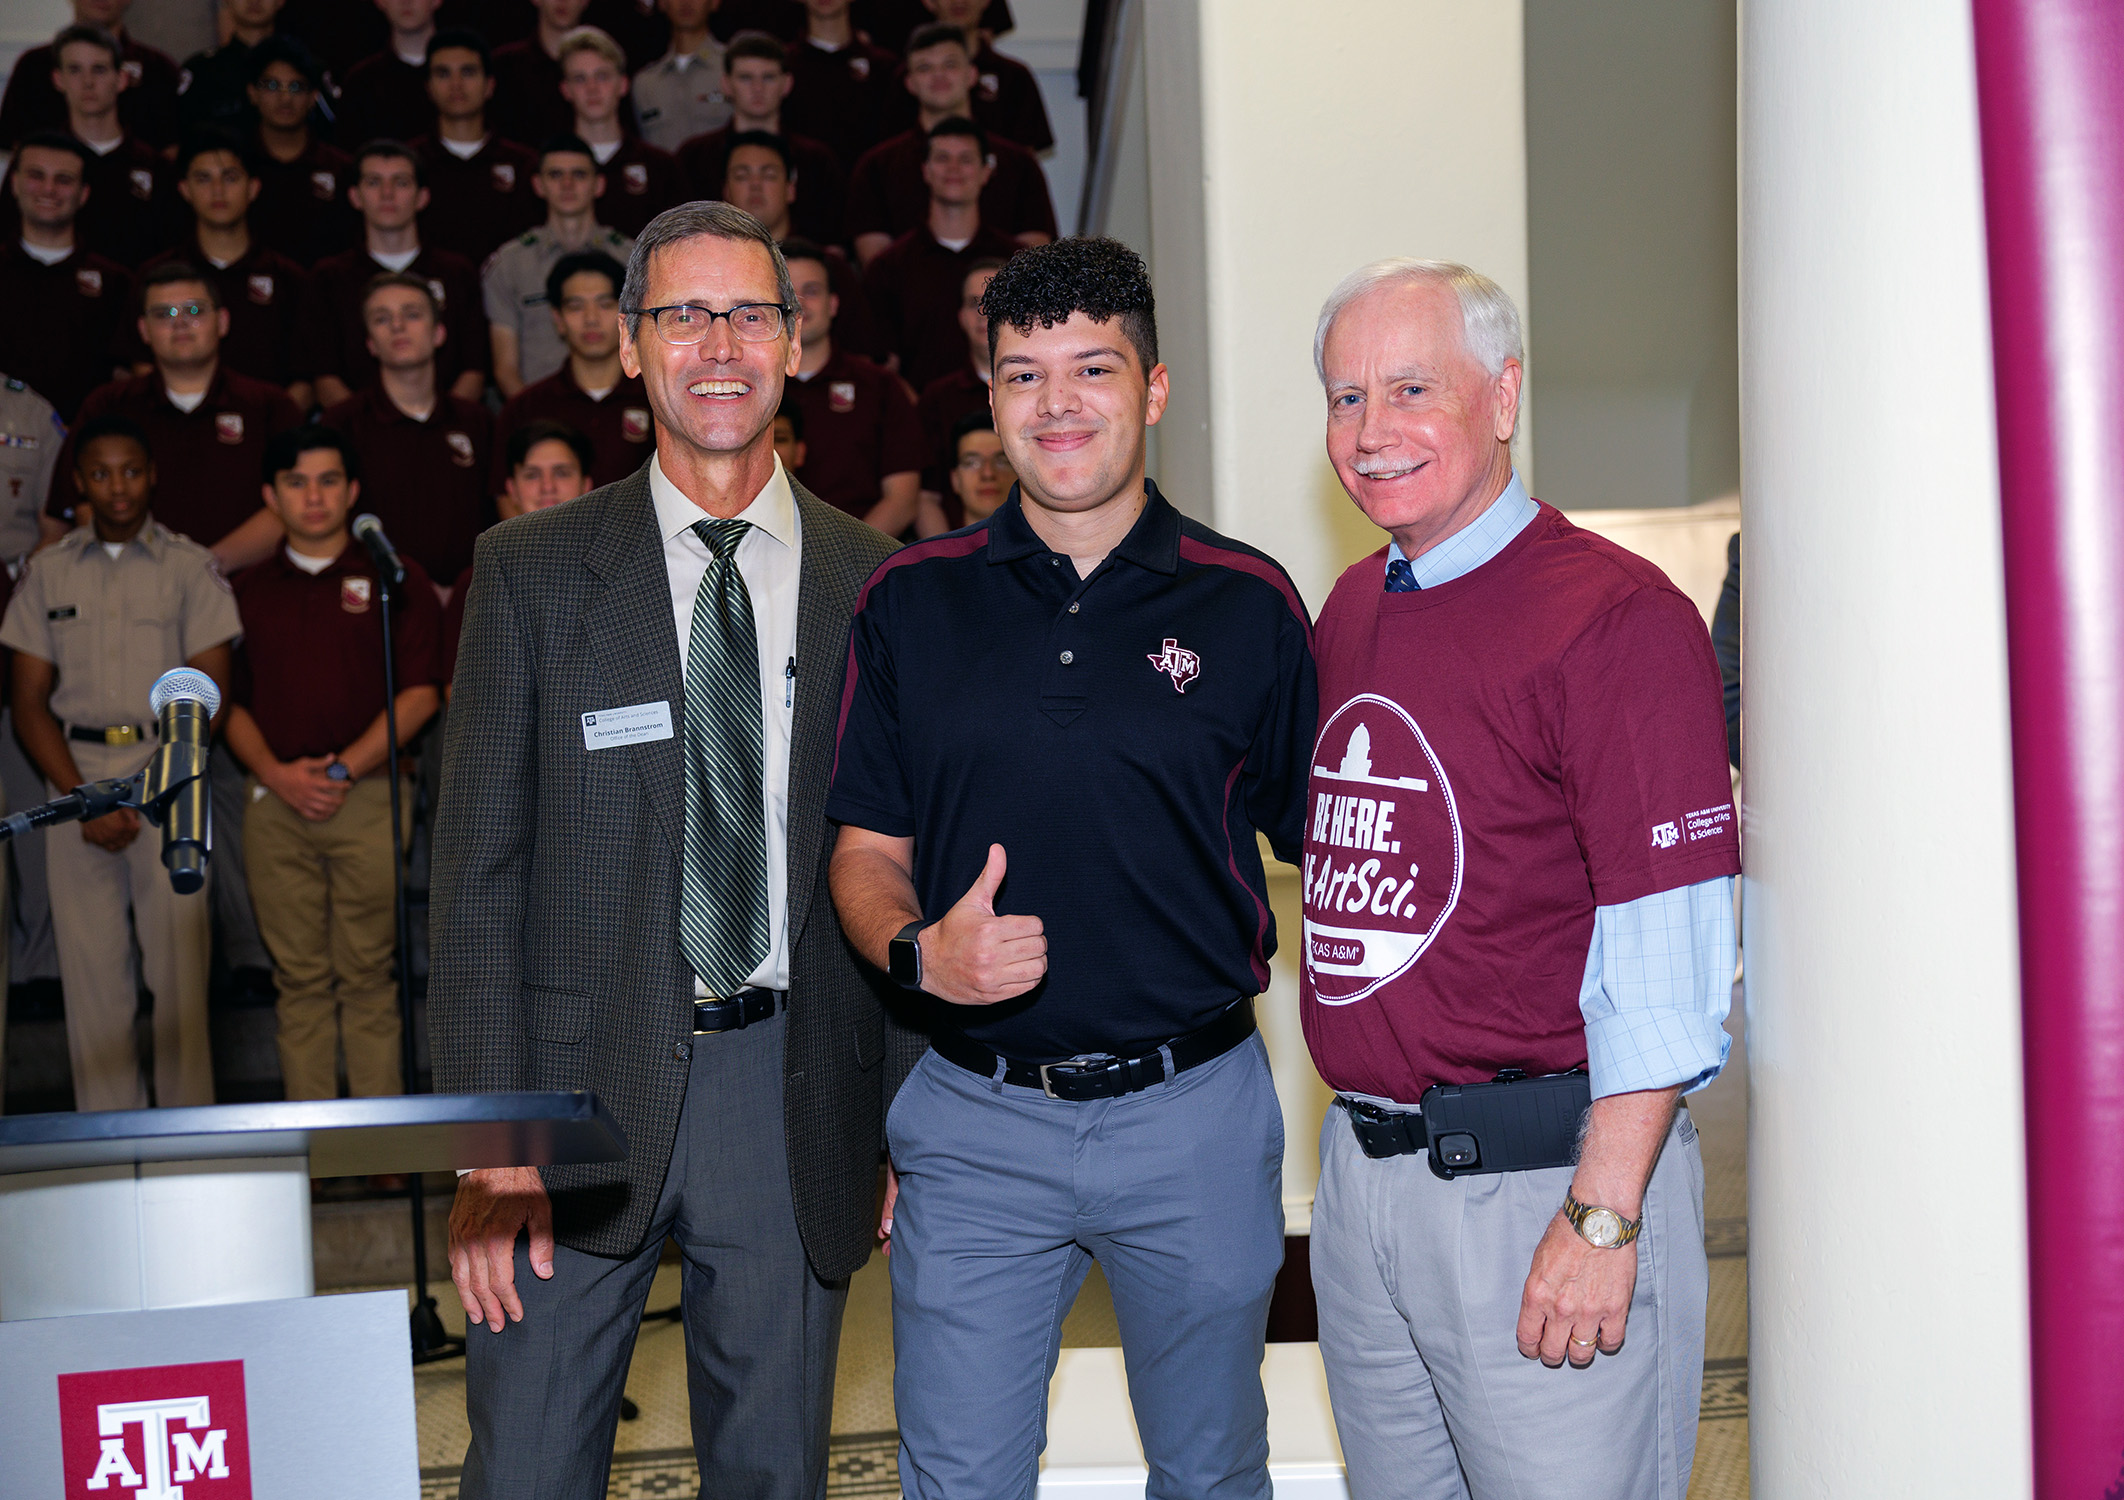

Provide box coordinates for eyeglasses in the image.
[145,302,210,323]
[956,451,1012,474]
[632,302,790,344]
[254,76,314,94]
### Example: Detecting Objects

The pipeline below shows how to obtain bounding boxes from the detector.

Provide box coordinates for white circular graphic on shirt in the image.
[1303,693,1464,1005]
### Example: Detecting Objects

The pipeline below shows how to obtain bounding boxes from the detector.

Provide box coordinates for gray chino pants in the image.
[886,1032,1286,1500]
[1311,1102,1707,1500]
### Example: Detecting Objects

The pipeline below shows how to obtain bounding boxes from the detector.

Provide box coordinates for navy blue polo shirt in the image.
[827,481,1318,1060]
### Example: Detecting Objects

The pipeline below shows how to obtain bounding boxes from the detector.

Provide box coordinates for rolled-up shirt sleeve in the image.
[1578,874,1736,1099]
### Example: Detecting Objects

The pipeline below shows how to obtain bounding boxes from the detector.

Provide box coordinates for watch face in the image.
[1583,1207,1624,1248]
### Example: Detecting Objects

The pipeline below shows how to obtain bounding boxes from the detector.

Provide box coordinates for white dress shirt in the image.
[648,451,802,993]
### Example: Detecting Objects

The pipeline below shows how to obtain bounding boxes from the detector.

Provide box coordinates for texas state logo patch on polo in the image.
[1302,694,1465,1005]
[1146,637,1199,692]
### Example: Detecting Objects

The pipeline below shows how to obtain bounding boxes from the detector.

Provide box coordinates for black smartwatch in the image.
[888,920,928,990]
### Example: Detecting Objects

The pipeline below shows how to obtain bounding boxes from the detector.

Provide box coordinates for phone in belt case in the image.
[1417,1068,1593,1180]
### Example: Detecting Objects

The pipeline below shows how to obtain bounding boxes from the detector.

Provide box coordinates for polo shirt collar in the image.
[648,449,796,553]
[985,479,1180,575]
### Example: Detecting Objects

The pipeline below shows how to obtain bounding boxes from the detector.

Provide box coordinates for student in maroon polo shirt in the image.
[412,29,542,268]
[142,128,313,408]
[335,0,441,148]
[717,130,888,359]
[863,116,1016,390]
[493,250,653,491]
[912,406,1007,535]
[245,38,360,267]
[48,262,300,569]
[783,0,899,171]
[916,0,1049,152]
[780,237,922,532]
[915,255,998,500]
[307,140,488,409]
[228,423,442,1101]
[0,133,133,422]
[557,26,684,239]
[848,23,1051,267]
[849,0,1010,54]
[677,31,846,244]
[324,272,495,591]
[0,1,181,152]
[491,0,591,148]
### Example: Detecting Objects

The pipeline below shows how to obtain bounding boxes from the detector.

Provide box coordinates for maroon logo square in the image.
[57,1359,253,1499]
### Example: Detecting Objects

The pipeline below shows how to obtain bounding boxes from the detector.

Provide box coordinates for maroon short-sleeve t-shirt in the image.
[785,347,924,518]
[1300,504,1740,1103]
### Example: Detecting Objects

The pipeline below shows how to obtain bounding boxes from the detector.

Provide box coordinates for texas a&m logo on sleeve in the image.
[1303,694,1464,1005]
[58,1359,252,1498]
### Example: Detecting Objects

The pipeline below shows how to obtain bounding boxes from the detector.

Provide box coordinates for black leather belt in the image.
[931,997,1256,1102]
[1340,1097,1429,1158]
[693,986,783,1034]
[68,723,148,745]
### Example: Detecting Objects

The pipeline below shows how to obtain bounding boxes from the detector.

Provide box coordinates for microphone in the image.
[144,668,220,895]
[351,513,406,590]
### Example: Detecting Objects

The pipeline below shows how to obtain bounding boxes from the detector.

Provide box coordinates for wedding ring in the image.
[1570,1336,1597,1348]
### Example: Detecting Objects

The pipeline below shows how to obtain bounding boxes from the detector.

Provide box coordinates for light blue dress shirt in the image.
[1386,473,1734,1099]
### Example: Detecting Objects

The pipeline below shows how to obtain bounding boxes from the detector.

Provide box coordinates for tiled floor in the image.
[400,1001,1750,1498]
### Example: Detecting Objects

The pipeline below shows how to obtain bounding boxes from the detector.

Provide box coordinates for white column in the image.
[1740,3,2033,1493]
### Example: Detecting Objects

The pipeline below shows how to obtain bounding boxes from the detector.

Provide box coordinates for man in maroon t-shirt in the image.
[1301,260,1739,1500]
[779,238,921,531]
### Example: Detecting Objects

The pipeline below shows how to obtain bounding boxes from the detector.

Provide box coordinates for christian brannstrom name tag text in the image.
[582,700,674,750]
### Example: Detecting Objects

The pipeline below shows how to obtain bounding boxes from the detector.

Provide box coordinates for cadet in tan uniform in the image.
[1,415,241,1112]
[0,374,62,565]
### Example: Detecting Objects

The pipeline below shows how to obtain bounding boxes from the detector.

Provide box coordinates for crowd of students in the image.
[0,0,1034,1112]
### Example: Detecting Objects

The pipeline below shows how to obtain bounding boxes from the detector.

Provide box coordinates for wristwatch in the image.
[887,920,928,990]
[1562,1190,1642,1248]
[325,758,351,782]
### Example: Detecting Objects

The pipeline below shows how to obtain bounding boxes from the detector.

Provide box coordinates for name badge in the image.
[582,700,673,750]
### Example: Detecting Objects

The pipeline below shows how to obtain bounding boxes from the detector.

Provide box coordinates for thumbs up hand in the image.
[920,843,1048,1005]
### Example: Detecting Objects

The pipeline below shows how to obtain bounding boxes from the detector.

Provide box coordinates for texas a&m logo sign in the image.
[1303,694,1464,1005]
[58,1360,252,1498]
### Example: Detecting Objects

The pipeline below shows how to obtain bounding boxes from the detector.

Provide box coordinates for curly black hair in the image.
[979,237,1159,373]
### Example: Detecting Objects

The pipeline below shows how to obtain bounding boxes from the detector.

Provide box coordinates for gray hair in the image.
[1313,258,1523,384]
[620,200,795,340]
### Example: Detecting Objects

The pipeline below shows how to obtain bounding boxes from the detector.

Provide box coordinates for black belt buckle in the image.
[1344,1097,1428,1160]
[693,987,777,1035]
[1037,1054,1122,1101]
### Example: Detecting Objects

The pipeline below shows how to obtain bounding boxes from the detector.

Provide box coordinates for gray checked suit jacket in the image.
[428,465,925,1276]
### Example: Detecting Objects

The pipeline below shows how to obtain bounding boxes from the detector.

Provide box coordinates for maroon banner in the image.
[1970,2,2124,1493]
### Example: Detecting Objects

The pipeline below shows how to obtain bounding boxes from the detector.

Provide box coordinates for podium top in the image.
[0,1092,628,1178]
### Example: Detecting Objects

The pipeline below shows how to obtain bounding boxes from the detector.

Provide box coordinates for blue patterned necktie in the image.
[1385,558,1420,592]
[679,517,769,996]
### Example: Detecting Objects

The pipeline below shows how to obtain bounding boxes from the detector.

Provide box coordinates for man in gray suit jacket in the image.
[429,201,917,1500]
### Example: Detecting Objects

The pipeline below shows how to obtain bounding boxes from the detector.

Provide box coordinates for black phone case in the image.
[1417,1071,1592,1180]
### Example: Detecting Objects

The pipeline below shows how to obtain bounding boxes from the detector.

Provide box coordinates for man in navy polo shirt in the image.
[827,237,1315,1500]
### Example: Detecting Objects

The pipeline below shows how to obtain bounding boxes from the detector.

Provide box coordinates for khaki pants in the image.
[47,739,214,1112]
[245,774,409,1100]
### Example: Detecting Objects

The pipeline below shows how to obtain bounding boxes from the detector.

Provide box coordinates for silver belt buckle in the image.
[1038,1054,1116,1099]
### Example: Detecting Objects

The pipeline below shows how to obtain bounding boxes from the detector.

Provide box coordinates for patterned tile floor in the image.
[405,1001,1751,1498]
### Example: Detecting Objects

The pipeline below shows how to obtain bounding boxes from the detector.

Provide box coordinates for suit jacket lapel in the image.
[582,472,687,862]
[786,486,857,951]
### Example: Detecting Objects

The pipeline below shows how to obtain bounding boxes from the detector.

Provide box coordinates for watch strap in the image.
[1562,1189,1642,1246]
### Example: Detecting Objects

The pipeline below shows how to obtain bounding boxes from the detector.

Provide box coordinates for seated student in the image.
[915,406,1007,535]
[781,237,923,532]
[676,30,845,244]
[493,250,650,490]
[245,37,360,267]
[227,424,442,1102]
[482,134,634,396]
[558,26,684,238]
[306,139,488,409]
[143,128,313,408]
[862,116,1015,390]
[0,0,181,153]
[52,262,302,571]
[847,22,1052,266]
[631,0,730,152]
[914,0,1048,151]
[412,28,542,268]
[176,0,286,135]
[914,254,998,500]
[324,272,494,591]
[336,0,442,148]
[782,0,900,171]
[0,132,135,423]
[2,414,241,1112]
[490,0,591,148]
[719,130,888,359]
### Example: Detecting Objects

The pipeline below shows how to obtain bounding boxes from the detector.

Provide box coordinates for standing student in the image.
[912,0,1048,151]
[335,0,443,148]
[227,424,442,1100]
[412,29,542,268]
[0,0,181,152]
[721,131,890,360]
[631,0,730,151]
[675,31,845,245]
[3,415,241,1111]
[9,24,174,269]
[0,133,134,423]
[827,237,1314,1500]
[244,37,360,267]
[175,0,287,134]
[481,135,635,395]
[494,250,653,490]
[557,27,685,239]
[781,0,899,171]
[913,255,998,505]
[490,0,593,148]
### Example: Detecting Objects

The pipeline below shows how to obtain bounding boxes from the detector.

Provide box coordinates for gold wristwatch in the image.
[1562,1191,1641,1248]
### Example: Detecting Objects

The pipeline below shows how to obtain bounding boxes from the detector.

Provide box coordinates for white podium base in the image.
[0,1155,312,1320]
[1039,1344,1348,1498]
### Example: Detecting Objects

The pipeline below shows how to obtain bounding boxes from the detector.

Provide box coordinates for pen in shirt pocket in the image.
[785,656,796,709]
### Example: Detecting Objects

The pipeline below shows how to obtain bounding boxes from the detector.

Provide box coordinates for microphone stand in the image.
[376,560,463,1366]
